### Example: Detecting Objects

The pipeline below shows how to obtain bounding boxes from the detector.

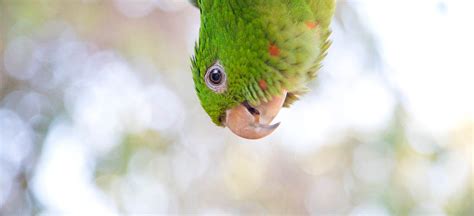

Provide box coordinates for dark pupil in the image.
[209,69,222,84]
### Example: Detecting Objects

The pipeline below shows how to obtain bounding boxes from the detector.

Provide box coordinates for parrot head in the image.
[191,43,288,140]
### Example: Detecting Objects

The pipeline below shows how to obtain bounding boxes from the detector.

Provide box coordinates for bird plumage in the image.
[191,0,335,130]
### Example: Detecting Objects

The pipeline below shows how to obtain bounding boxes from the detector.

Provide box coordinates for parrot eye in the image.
[205,63,227,93]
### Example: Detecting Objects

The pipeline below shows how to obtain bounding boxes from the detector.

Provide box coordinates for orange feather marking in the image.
[306,21,318,29]
[259,79,268,90]
[269,44,280,56]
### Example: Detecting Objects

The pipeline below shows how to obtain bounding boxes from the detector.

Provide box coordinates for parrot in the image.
[190,0,335,139]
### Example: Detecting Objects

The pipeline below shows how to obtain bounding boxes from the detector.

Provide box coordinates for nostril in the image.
[219,114,226,126]
[243,101,260,116]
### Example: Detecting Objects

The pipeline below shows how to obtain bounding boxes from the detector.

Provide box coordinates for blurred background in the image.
[0,0,472,215]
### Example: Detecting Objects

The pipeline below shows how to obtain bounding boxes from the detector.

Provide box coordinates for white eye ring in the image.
[205,62,227,93]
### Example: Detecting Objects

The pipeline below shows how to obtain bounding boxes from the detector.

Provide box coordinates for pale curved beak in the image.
[224,90,287,139]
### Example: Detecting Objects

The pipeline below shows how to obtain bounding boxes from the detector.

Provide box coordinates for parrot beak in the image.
[224,90,287,139]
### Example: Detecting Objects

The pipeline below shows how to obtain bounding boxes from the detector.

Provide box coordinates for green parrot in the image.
[190,0,335,139]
